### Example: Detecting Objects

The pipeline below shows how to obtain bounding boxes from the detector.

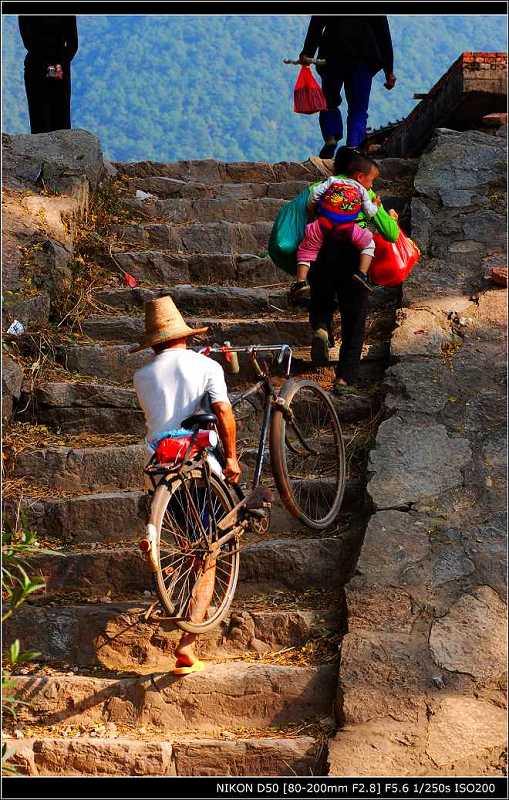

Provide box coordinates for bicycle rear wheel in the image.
[269,379,346,529]
[148,467,240,633]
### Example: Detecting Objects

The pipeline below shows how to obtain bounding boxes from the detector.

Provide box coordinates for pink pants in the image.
[297,219,375,266]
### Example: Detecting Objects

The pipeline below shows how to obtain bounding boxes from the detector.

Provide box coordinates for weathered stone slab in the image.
[2,290,51,330]
[95,284,281,315]
[14,491,147,543]
[402,257,479,314]
[82,315,311,347]
[113,251,285,286]
[172,736,321,776]
[410,198,434,253]
[9,735,322,777]
[461,211,506,247]
[7,737,175,776]
[240,537,351,589]
[113,221,271,254]
[340,630,430,725]
[29,547,150,595]
[153,197,284,224]
[426,696,507,768]
[429,586,507,682]
[391,308,453,358]
[328,717,424,777]
[2,353,23,421]
[4,603,337,672]
[14,662,337,731]
[367,417,472,509]
[461,513,507,598]
[351,510,430,588]
[116,158,319,184]
[13,443,145,491]
[64,344,150,383]
[3,129,104,191]
[414,129,506,200]
[384,360,453,416]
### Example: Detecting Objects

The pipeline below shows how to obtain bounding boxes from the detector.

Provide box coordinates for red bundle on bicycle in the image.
[370,229,421,287]
[293,66,327,114]
[155,430,218,465]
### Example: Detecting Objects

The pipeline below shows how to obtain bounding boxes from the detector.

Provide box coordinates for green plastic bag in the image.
[268,187,310,276]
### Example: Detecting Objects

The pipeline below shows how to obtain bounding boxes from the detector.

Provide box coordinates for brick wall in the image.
[378,52,507,156]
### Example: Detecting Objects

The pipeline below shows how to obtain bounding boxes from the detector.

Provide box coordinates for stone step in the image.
[95,283,397,316]
[115,158,321,184]
[112,220,272,254]
[28,535,352,597]
[14,661,338,732]
[59,339,388,386]
[126,177,310,201]
[125,196,286,224]
[27,381,145,435]
[81,315,312,346]
[8,734,324,776]
[112,250,286,286]
[5,602,339,673]
[96,284,289,315]
[12,443,145,491]
[9,477,363,545]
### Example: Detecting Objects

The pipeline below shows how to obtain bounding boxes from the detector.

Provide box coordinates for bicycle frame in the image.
[200,343,293,490]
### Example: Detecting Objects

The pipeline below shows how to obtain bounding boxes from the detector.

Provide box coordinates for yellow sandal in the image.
[173,659,205,676]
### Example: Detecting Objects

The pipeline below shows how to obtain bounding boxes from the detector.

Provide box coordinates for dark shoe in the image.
[288,280,310,307]
[319,141,337,159]
[311,328,330,366]
[352,271,376,292]
[327,324,335,348]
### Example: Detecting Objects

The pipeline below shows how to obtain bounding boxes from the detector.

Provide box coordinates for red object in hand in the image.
[293,66,327,114]
[123,272,139,288]
[370,230,421,287]
[155,430,218,465]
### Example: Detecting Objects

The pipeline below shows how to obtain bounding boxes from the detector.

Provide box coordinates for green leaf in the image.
[9,639,20,664]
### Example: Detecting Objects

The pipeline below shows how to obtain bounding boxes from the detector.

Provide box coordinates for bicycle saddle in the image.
[181,413,217,430]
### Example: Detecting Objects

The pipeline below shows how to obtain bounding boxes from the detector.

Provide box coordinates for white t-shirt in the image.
[133,348,230,445]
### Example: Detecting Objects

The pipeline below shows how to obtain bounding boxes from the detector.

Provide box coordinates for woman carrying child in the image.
[290,147,399,395]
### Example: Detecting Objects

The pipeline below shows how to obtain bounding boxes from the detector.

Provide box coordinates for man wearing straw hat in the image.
[132,295,241,674]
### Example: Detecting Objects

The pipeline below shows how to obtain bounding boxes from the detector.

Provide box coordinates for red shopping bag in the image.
[370,229,421,287]
[293,66,327,114]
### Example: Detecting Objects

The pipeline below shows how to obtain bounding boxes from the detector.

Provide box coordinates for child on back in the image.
[289,147,383,304]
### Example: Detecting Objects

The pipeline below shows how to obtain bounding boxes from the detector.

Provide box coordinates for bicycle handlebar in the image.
[195,343,293,378]
[283,57,326,66]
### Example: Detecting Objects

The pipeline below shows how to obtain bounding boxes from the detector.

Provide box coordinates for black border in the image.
[2,2,508,16]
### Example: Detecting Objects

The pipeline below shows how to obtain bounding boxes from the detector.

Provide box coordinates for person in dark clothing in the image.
[299,16,396,157]
[308,238,370,393]
[19,16,78,134]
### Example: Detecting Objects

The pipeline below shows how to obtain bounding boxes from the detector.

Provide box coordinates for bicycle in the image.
[139,343,346,634]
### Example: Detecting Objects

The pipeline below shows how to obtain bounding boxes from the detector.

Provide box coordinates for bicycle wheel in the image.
[269,379,346,529]
[148,467,240,633]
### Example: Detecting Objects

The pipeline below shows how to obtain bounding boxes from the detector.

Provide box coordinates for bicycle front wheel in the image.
[149,467,240,633]
[269,379,346,529]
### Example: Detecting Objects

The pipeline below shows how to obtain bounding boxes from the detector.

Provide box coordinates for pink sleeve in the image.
[297,219,324,263]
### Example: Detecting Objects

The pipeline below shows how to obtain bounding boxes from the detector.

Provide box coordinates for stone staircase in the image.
[3,153,417,776]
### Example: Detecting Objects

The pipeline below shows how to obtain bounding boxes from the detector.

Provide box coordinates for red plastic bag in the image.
[370,229,421,287]
[293,66,327,114]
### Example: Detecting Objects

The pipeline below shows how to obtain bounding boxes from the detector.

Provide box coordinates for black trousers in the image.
[24,61,71,134]
[308,239,369,385]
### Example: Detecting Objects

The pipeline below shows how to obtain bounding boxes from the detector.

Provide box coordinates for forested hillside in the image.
[2,14,506,162]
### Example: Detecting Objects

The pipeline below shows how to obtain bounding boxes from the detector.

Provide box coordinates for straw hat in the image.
[129,295,208,353]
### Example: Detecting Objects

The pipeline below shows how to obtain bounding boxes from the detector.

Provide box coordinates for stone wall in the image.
[380,53,507,156]
[329,126,507,776]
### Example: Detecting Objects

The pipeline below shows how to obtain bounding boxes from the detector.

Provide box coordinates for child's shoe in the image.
[352,271,376,292]
[288,280,310,306]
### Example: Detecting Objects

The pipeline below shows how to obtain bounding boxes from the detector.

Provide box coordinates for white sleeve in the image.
[205,360,230,405]
[361,186,379,218]
[308,176,336,205]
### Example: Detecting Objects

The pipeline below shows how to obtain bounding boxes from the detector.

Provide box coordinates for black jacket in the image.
[301,15,393,76]
[19,16,78,65]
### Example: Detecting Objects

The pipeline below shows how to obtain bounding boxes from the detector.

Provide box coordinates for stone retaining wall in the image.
[329,126,507,777]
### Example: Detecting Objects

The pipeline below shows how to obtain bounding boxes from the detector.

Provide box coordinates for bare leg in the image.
[296,263,310,283]
[174,553,217,667]
[358,253,373,276]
